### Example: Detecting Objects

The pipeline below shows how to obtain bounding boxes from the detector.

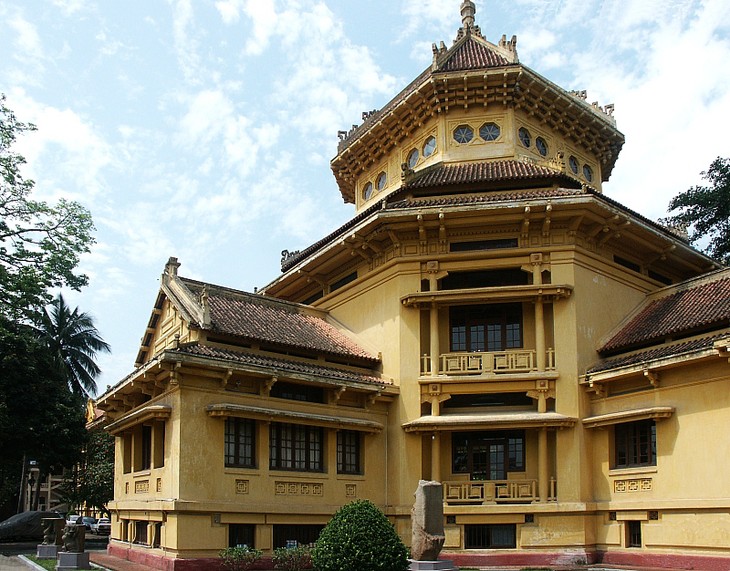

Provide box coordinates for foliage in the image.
[60,428,114,515]
[0,316,87,512]
[26,555,56,571]
[0,93,95,321]
[34,293,111,397]
[312,500,409,571]
[219,546,263,571]
[273,545,312,570]
[665,156,730,265]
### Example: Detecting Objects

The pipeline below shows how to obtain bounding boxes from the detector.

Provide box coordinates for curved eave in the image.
[106,405,172,435]
[583,407,674,429]
[403,412,576,432]
[402,284,573,308]
[207,403,383,433]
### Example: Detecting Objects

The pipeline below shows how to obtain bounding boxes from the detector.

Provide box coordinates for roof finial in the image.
[461,0,476,29]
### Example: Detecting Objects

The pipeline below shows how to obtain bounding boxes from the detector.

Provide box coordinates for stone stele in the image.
[411,480,446,561]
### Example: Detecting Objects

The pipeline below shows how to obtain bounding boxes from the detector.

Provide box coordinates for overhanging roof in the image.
[582,407,674,429]
[207,403,383,433]
[402,412,576,432]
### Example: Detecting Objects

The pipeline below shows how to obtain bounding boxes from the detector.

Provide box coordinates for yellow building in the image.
[95,3,730,569]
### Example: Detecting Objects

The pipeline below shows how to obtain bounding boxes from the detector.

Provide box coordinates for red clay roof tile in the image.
[182,279,377,363]
[600,273,730,354]
[174,343,388,386]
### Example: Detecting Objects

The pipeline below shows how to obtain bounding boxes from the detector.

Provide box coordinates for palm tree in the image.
[35,293,111,397]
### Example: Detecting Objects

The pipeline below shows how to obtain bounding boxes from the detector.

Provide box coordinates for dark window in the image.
[134,521,148,545]
[273,524,324,549]
[627,520,642,548]
[337,430,362,474]
[441,269,528,289]
[270,423,323,472]
[152,522,162,548]
[614,255,641,273]
[141,425,152,471]
[450,238,518,252]
[452,431,525,480]
[229,524,255,548]
[615,420,656,469]
[648,270,672,285]
[450,304,522,352]
[331,271,357,292]
[225,418,256,468]
[465,524,516,549]
[270,382,324,404]
[444,393,533,409]
[302,291,324,305]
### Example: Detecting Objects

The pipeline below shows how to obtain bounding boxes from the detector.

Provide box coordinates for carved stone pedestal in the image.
[36,544,59,559]
[56,551,90,570]
[408,560,459,571]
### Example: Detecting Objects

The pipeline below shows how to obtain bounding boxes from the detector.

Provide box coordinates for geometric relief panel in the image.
[135,480,150,494]
[614,478,652,493]
[275,481,323,496]
[235,479,249,494]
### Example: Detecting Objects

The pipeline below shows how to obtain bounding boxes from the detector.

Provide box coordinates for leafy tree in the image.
[665,156,730,265]
[0,93,95,321]
[61,428,114,515]
[34,293,111,398]
[313,500,409,571]
[0,316,87,515]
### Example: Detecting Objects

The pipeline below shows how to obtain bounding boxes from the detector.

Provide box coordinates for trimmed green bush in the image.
[312,499,409,571]
[273,545,312,570]
[219,545,263,571]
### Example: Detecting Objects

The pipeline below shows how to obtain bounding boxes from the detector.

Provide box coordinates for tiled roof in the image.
[437,37,511,71]
[600,273,730,354]
[279,185,584,273]
[172,343,388,386]
[181,279,378,363]
[404,160,581,190]
[391,188,584,209]
[588,334,727,374]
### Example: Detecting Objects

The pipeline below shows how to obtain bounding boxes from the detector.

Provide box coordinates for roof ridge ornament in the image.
[455,0,484,42]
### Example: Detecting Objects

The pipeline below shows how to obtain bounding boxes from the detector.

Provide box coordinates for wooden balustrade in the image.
[421,349,555,376]
[443,478,556,505]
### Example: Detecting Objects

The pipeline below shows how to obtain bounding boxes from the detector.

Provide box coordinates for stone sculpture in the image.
[411,480,446,560]
[62,523,85,553]
[410,480,459,571]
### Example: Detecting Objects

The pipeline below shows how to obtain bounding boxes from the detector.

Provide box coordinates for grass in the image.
[24,554,56,570]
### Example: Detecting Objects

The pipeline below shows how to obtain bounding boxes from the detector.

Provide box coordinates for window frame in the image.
[614,420,656,469]
[225,417,256,468]
[336,430,363,475]
[269,422,324,473]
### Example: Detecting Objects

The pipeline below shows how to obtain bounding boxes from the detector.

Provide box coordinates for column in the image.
[431,432,441,482]
[538,427,548,502]
[430,302,440,377]
[531,253,546,371]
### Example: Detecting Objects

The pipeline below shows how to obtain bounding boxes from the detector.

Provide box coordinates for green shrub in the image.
[312,499,409,571]
[273,545,312,570]
[219,545,263,571]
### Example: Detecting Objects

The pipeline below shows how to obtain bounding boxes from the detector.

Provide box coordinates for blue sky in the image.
[1,0,729,392]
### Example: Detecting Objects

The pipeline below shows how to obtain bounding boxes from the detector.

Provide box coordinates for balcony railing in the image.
[421,349,555,376]
[443,478,556,505]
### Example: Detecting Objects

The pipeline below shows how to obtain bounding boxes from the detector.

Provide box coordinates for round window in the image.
[479,122,501,141]
[423,136,437,157]
[376,171,387,191]
[535,137,548,157]
[569,155,579,174]
[583,164,594,182]
[453,125,474,144]
[362,182,373,201]
[518,127,531,148]
[407,149,419,169]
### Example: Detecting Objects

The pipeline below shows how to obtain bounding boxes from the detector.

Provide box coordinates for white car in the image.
[92,517,111,535]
